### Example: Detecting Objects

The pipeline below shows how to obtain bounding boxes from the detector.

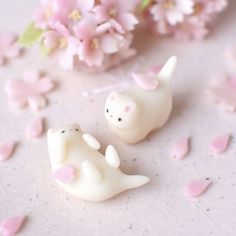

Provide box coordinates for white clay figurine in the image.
[47,124,149,202]
[105,56,177,144]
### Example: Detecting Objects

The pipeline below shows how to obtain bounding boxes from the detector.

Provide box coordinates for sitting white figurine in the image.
[104,56,177,144]
[47,124,149,202]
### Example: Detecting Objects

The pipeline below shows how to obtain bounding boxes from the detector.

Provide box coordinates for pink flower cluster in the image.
[33,0,138,70]
[145,0,228,41]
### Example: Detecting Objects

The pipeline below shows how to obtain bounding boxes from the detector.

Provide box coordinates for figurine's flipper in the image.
[81,160,102,182]
[157,56,177,83]
[82,133,101,150]
[105,145,120,168]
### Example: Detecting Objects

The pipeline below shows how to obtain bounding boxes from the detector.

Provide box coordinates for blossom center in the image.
[59,38,67,48]
[69,9,82,21]
[194,3,203,14]
[90,38,100,49]
[108,7,117,18]
[163,0,175,9]
[46,7,53,19]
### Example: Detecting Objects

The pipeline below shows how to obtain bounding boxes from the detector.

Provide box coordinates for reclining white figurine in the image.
[105,56,177,144]
[47,124,149,202]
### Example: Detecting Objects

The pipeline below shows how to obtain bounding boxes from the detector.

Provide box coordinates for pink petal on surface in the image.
[183,179,212,198]
[170,137,190,160]
[53,166,76,183]
[37,77,55,93]
[0,216,26,236]
[0,141,16,162]
[210,134,230,155]
[131,73,159,90]
[26,117,44,138]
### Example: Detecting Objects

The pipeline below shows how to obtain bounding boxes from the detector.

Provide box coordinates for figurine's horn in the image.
[157,56,177,83]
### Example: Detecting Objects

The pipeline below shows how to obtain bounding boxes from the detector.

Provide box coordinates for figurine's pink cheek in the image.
[125,106,131,112]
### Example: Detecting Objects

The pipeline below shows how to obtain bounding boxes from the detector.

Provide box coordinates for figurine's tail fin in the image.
[157,56,177,83]
[125,175,150,189]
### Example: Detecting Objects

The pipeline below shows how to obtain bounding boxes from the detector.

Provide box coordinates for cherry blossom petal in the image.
[77,0,95,14]
[26,117,44,138]
[37,77,55,93]
[53,166,76,183]
[210,134,230,155]
[170,137,190,160]
[0,141,17,162]
[101,35,119,54]
[23,70,40,82]
[118,13,138,31]
[183,179,212,198]
[0,216,26,236]
[93,5,107,22]
[44,31,60,49]
[27,95,47,111]
[131,73,159,90]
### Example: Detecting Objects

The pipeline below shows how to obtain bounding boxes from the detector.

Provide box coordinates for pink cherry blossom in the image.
[150,0,194,25]
[93,0,138,31]
[206,74,236,112]
[172,16,208,41]
[43,21,71,49]
[0,33,22,66]
[59,37,81,70]
[74,17,120,66]
[4,70,55,111]
[33,0,69,30]
[190,0,227,22]
[65,0,95,24]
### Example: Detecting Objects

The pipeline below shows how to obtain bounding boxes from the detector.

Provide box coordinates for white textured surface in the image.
[0,1,236,235]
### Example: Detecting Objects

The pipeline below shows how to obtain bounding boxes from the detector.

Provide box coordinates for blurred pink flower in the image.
[206,73,236,112]
[191,0,228,22]
[33,0,69,29]
[4,70,55,111]
[150,0,194,25]
[93,0,138,31]
[172,16,208,41]
[0,33,22,66]
[74,17,120,66]
[43,21,70,49]
[51,0,95,26]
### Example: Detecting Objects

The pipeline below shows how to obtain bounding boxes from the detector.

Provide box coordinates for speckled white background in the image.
[0,1,236,235]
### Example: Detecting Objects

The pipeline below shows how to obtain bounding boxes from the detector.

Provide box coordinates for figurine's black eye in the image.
[106,109,109,113]
[61,130,65,134]
[75,128,79,132]
[118,118,122,122]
